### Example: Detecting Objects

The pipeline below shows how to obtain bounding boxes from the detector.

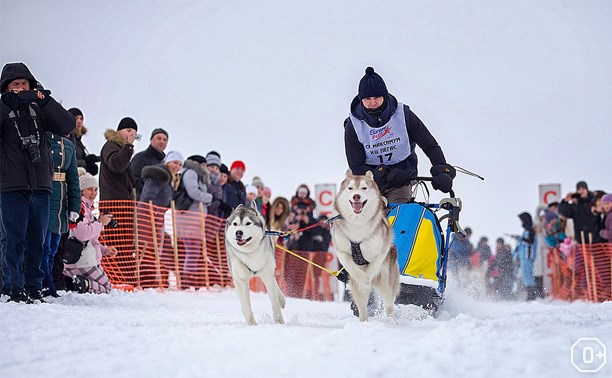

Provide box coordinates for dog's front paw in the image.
[274,314,284,324]
[246,316,257,326]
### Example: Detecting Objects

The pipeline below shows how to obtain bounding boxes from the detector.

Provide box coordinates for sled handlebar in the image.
[412,177,455,198]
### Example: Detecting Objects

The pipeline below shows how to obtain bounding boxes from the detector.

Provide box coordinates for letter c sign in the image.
[319,190,333,206]
[544,190,558,205]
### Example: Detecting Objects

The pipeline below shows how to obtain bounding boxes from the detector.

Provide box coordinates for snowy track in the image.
[1,289,610,377]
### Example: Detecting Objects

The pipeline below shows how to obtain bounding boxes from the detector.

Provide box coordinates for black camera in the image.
[108,217,119,229]
[101,213,119,228]
[18,90,39,101]
[21,135,41,164]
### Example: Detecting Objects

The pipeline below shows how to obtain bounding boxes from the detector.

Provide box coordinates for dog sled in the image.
[388,178,465,316]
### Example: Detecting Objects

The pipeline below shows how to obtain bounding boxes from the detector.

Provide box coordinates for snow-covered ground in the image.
[1,288,610,378]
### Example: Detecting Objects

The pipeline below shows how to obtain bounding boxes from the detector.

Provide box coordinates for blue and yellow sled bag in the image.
[387,203,444,287]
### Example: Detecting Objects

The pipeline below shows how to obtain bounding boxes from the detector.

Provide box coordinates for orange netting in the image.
[99,200,230,290]
[96,200,336,301]
[250,249,335,301]
[548,242,612,302]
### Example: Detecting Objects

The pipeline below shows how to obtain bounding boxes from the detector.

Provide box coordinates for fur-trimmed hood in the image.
[183,158,211,187]
[104,128,128,146]
[142,164,171,184]
[73,125,88,138]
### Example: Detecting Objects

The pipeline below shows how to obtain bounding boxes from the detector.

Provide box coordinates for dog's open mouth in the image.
[236,237,252,246]
[350,200,367,214]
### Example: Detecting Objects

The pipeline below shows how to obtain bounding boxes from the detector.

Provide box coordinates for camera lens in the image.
[28,144,41,164]
[22,136,41,164]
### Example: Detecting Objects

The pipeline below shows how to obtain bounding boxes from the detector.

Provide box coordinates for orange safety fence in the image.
[548,242,612,302]
[96,200,337,301]
[99,200,231,290]
[250,249,335,301]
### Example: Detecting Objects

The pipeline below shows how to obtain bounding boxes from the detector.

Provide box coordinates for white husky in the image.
[332,169,400,322]
[225,203,285,325]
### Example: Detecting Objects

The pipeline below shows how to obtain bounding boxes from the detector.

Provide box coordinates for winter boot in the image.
[526,286,536,301]
[9,291,32,303]
[27,290,47,303]
[42,289,61,298]
[72,276,90,294]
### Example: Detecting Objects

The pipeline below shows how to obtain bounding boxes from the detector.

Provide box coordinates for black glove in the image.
[386,168,413,188]
[372,165,390,185]
[84,154,100,164]
[84,154,99,176]
[1,90,51,109]
[34,90,51,107]
[430,164,455,193]
[1,92,23,110]
[431,164,456,178]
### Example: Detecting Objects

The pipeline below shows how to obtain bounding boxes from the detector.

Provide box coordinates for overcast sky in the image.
[1,0,610,243]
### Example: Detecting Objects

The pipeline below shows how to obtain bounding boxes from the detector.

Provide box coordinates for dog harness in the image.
[351,241,369,265]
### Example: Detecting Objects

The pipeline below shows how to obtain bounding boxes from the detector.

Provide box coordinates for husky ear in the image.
[250,201,258,211]
[235,204,243,211]
[345,168,353,177]
[365,170,373,179]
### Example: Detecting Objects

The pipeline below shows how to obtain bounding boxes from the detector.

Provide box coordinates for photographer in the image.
[0,62,75,302]
[558,181,602,244]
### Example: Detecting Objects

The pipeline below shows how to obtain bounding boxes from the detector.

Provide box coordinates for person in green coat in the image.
[42,132,81,297]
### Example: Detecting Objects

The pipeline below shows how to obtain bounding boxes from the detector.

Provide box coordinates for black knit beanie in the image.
[150,128,168,140]
[188,155,207,165]
[358,67,388,100]
[68,108,83,118]
[117,117,138,131]
[220,163,230,175]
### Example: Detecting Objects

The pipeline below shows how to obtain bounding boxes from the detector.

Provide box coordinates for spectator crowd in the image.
[448,180,612,301]
[1,62,610,304]
[0,62,334,303]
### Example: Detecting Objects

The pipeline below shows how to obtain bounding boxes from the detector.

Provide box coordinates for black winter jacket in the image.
[0,63,75,192]
[132,145,165,200]
[223,179,246,213]
[69,126,97,175]
[558,193,602,243]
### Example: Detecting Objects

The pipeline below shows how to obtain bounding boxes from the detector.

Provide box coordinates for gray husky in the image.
[225,203,285,325]
[332,169,400,322]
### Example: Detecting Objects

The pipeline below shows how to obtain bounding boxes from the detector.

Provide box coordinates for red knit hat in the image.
[230,160,246,171]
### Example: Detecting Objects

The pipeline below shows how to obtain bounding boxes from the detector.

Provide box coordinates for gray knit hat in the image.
[79,172,98,190]
[205,152,221,167]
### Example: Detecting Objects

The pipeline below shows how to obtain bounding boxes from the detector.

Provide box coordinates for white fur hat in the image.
[79,172,98,190]
[163,150,184,164]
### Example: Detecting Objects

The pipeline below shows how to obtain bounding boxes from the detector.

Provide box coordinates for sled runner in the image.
[388,181,465,316]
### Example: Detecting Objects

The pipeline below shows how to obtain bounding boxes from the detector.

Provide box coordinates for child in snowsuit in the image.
[63,172,117,293]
